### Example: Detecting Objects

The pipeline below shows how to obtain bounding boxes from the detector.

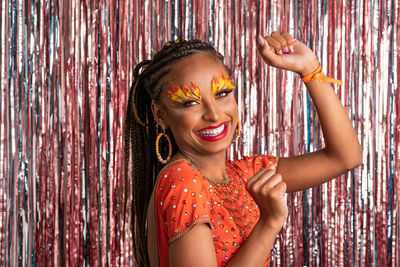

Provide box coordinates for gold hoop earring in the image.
[232,120,241,142]
[156,125,172,164]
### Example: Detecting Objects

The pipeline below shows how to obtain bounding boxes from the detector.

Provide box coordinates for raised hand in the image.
[258,31,320,77]
[245,166,288,232]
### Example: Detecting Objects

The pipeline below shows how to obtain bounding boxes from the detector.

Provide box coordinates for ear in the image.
[151,101,168,128]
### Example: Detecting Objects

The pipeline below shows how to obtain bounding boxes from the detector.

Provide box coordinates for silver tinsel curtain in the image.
[0,0,399,266]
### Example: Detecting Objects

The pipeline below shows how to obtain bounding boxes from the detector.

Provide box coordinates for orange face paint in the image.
[211,73,235,95]
[167,81,201,103]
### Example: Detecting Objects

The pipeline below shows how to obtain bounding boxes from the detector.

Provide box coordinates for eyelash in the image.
[180,100,199,107]
[215,89,233,98]
[179,89,234,108]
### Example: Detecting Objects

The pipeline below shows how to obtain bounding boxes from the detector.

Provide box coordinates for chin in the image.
[199,136,234,155]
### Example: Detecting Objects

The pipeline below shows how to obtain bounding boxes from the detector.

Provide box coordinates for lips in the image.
[195,121,229,142]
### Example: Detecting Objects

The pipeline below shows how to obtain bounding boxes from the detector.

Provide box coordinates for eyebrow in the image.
[167,73,235,103]
[211,73,235,94]
[167,81,201,103]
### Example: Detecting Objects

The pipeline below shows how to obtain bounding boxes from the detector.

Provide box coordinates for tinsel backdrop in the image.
[1,0,399,266]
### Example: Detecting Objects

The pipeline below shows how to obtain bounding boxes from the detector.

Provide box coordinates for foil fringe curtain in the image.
[0,0,399,266]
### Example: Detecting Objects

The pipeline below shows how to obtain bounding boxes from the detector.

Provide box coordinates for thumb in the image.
[258,35,284,68]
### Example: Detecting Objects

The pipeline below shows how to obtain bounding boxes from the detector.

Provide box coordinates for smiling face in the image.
[152,52,239,157]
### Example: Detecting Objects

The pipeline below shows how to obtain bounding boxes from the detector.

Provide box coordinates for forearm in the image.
[226,222,278,267]
[278,76,362,192]
[258,32,362,192]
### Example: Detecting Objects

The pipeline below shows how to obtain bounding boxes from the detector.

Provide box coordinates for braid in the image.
[124,39,226,266]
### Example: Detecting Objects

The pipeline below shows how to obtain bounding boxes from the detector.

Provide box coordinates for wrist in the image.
[300,62,344,86]
[256,216,285,237]
[298,59,320,78]
[248,222,278,251]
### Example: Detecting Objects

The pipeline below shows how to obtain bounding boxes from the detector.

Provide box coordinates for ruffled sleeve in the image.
[156,161,212,243]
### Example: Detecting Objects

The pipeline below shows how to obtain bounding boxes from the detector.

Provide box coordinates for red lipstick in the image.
[195,121,229,142]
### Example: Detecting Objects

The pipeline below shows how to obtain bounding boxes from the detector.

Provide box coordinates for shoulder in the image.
[229,155,277,178]
[155,159,210,205]
[157,159,202,189]
[155,160,212,243]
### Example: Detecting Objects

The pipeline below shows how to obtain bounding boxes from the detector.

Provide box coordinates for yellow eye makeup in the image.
[167,81,201,103]
[211,73,235,95]
[167,74,234,104]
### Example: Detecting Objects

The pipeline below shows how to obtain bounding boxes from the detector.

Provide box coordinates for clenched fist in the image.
[245,165,288,232]
[258,31,320,78]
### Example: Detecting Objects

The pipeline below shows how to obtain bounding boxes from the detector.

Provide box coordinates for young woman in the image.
[124,32,362,266]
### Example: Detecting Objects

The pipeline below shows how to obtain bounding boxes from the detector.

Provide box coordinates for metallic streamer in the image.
[0,0,398,266]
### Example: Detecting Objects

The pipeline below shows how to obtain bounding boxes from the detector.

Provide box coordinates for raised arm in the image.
[258,32,362,192]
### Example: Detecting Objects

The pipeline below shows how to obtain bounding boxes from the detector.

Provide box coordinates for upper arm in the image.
[169,223,218,267]
[277,148,359,192]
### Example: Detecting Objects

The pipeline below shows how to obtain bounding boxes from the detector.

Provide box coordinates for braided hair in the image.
[124,39,228,266]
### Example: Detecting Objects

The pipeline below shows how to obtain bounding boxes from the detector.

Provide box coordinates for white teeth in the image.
[198,123,226,136]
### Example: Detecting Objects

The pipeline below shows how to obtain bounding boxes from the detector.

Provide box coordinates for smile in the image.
[195,122,229,142]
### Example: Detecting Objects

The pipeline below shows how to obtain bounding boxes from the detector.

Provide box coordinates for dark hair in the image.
[124,39,227,266]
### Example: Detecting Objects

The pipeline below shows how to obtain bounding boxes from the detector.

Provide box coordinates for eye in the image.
[180,100,199,107]
[215,89,233,99]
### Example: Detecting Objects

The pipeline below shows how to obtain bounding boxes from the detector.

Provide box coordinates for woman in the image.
[124,32,362,266]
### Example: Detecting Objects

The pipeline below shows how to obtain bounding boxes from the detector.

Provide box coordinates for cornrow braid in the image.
[124,39,228,266]
[130,60,152,126]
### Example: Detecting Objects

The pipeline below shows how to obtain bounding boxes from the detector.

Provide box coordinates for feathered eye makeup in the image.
[211,73,235,95]
[167,73,235,106]
[167,81,201,104]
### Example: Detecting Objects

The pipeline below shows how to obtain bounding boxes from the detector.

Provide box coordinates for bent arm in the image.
[258,33,362,192]
[226,222,277,266]
[169,224,218,267]
[169,222,278,267]
[278,78,362,192]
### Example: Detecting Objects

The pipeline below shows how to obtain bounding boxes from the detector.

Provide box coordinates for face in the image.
[152,52,239,157]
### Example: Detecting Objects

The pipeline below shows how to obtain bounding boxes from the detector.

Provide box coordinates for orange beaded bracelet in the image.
[301,64,343,86]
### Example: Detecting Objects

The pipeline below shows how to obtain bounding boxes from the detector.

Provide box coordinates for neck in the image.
[177,149,227,181]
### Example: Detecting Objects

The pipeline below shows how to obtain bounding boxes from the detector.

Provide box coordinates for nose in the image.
[202,100,221,122]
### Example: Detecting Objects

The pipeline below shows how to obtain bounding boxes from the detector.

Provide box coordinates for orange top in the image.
[154,155,277,266]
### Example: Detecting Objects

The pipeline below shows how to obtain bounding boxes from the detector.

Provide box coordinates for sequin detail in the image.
[155,156,276,266]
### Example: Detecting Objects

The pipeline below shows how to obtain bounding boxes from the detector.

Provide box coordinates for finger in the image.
[246,168,268,189]
[252,170,279,192]
[280,32,294,53]
[270,32,289,54]
[270,182,288,215]
[271,31,292,54]
[246,164,277,189]
[259,36,285,68]
[273,180,287,194]
[265,36,283,55]
[259,173,283,194]
[267,181,287,205]
[258,36,276,63]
